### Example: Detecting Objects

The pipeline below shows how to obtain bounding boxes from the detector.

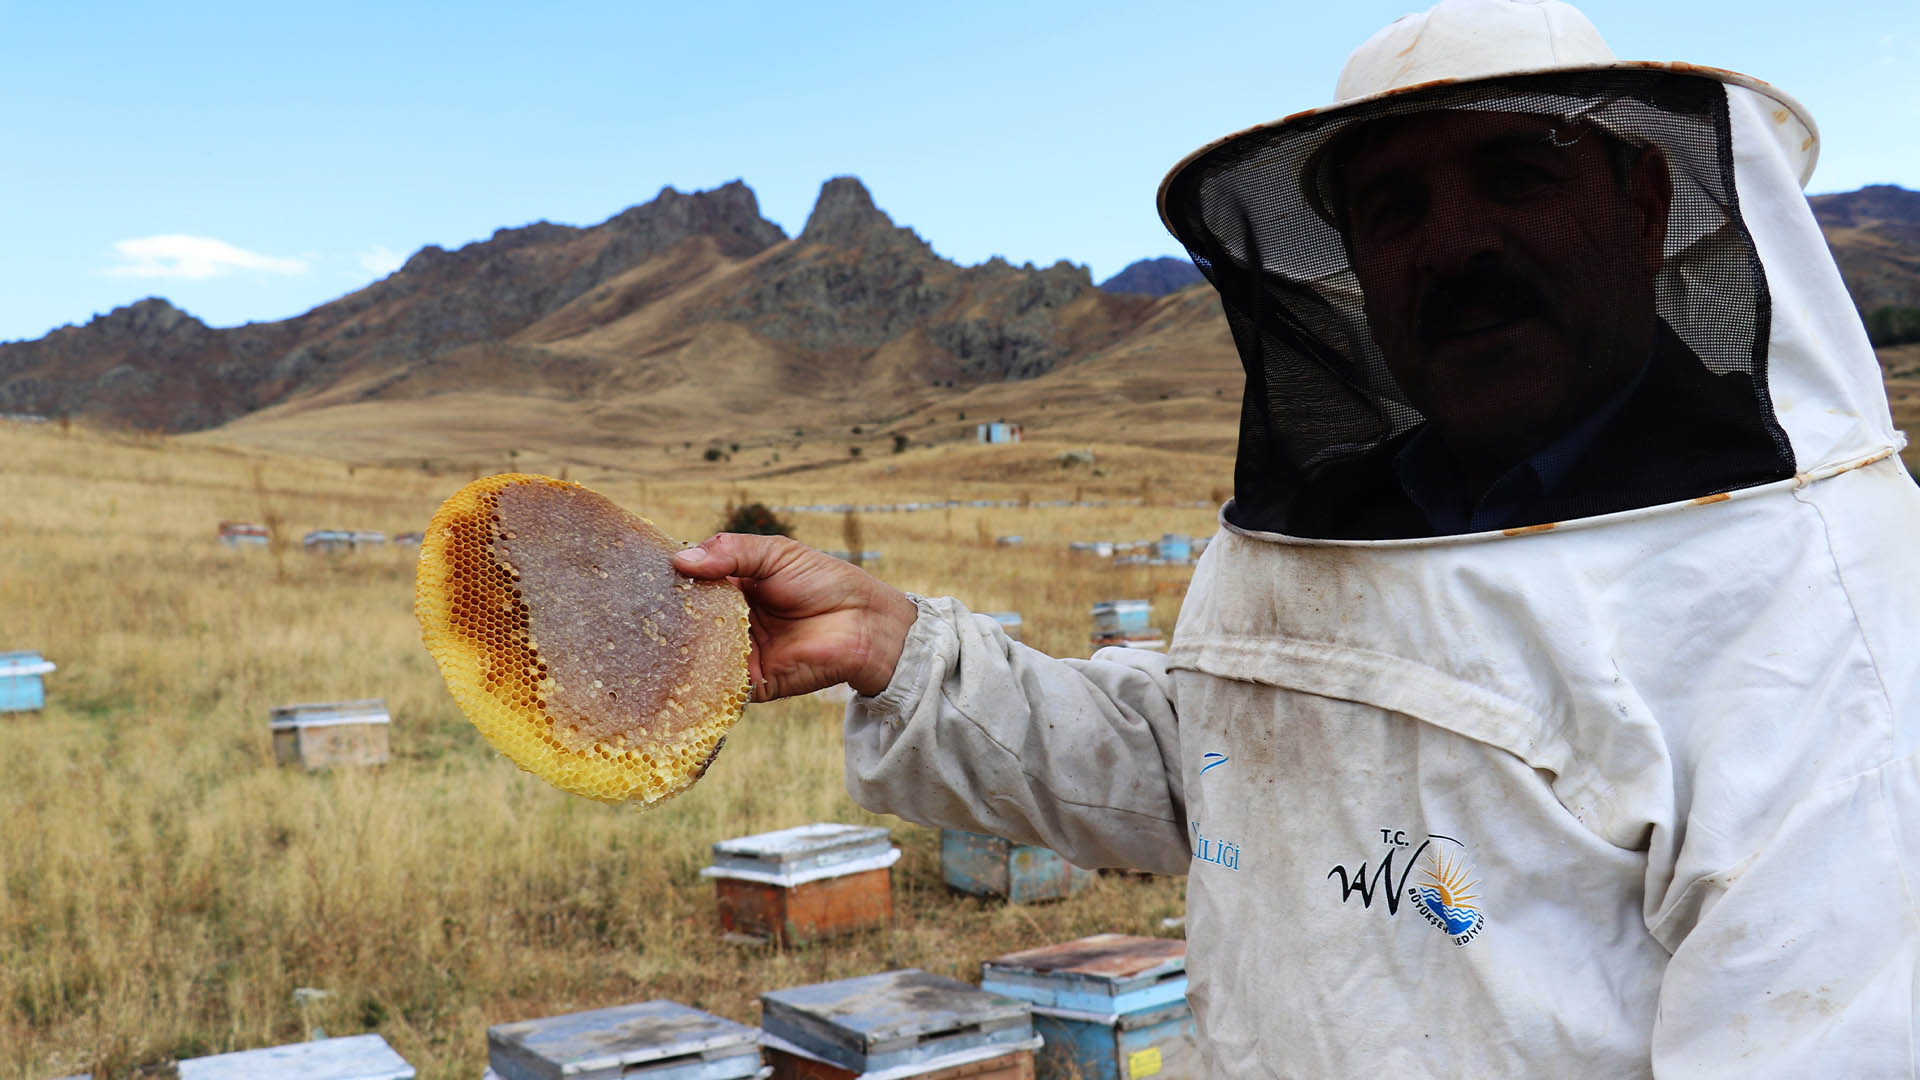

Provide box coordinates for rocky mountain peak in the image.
[799,176,909,249]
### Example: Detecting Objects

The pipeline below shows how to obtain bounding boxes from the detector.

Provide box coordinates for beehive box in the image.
[981,936,1197,1080]
[761,969,1039,1079]
[1155,536,1192,564]
[270,699,392,770]
[941,830,1092,904]
[1088,631,1165,655]
[487,999,763,1080]
[983,613,1024,643]
[700,823,898,946]
[174,1033,415,1080]
[0,650,55,713]
[1089,601,1150,635]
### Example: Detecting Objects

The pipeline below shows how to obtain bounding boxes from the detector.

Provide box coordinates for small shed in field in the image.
[976,421,1024,444]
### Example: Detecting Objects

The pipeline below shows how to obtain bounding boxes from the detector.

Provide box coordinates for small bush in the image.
[849,446,862,457]
[702,447,725,462]
[892,433,910,454]
[721,501,794,537]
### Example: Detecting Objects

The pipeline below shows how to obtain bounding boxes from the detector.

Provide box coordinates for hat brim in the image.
[1156,61,1818,243]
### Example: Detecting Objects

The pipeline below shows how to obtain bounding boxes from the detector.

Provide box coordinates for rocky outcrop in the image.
[0,182,791,431]
[1099,256,1205,297]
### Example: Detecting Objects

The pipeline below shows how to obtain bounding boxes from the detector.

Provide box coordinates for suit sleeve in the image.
[842,594,1192,875]
[1648,753,1920,1077]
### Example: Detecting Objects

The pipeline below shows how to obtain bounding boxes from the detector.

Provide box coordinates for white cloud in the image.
[357,244,405,278]
[106,234,308,280]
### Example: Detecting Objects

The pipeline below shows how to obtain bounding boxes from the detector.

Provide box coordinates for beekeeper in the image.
[674,0,1920,1074]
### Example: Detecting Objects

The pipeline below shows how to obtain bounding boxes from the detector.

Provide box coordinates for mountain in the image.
[5,180,1918,468]
[0,178,1168,444]
[1099,257,1205,297]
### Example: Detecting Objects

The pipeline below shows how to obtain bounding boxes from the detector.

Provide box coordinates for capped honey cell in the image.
[415,473,751,805]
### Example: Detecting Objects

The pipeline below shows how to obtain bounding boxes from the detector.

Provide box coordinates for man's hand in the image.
[671,534,919,701]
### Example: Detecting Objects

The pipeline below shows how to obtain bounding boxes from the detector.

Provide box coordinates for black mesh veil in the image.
[1164,71,1794,539]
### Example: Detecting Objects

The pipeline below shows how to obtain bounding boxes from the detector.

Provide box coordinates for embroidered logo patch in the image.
[1326,829,1485,948]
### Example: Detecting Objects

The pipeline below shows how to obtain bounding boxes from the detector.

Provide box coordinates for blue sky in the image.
[3,0,1915,344]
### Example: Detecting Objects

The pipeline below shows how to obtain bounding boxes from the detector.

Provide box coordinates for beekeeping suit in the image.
[842,1,1920,1075]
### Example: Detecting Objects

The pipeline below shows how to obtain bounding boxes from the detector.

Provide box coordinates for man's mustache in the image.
[1415,263,1550,344]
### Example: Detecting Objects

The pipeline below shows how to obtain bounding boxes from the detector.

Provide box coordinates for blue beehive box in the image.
[0,650,55,713]
[1089,601,1150,634]
[175,1033,415,1080]
[1156,535,1192,563]
[488,999,762,1080]
[981,935,1198,1080]
[941,829,1093,904]
[760,969,1037,1077]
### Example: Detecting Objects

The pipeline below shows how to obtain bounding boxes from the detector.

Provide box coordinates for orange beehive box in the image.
[701,823,898,946]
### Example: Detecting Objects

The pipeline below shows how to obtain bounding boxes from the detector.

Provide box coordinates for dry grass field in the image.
[0,419,1227,1080]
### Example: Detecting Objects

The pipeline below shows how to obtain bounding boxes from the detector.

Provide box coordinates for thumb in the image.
[671,532,802,582]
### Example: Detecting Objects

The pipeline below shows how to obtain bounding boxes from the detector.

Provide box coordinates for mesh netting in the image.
[1164,71,1794,539]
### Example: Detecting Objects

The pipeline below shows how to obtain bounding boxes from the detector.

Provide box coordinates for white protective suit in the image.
[842,4,1920,1077]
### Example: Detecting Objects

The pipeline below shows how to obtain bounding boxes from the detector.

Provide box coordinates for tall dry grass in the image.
[0,422,1222,1079]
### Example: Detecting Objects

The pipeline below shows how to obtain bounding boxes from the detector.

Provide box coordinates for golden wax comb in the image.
[415,474,750,805]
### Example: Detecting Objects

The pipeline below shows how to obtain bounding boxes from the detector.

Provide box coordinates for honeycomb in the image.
[415,473,751,806]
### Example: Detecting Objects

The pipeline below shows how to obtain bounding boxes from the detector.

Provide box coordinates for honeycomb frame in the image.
[415,473,751,806]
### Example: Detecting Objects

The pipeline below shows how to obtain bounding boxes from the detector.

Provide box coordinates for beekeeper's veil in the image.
[1160,0,1893,539]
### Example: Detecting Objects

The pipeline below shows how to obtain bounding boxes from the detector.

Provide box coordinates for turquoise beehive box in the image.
[940,829,1093,904]
[0,650,55,713]
[981,935,1198,1080]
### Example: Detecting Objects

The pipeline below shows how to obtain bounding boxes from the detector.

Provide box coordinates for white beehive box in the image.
[176,1033,414,1080]
[271,699,392,770]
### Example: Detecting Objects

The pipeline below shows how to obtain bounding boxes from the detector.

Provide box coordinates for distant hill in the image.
[1099,257,1204,297]
[1809,184,1920,332]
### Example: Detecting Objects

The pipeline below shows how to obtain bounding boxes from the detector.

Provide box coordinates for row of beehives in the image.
[48,824,1195,1080]
[1062,534,1208,567]
[217,521,425,551]
[973,604,1165,656]
[59,936,1191,1080]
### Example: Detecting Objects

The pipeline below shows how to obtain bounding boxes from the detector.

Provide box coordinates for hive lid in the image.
[981,935,1188,1014]
[709,823,891,873]
[270,700,391,730]
[488,1000,762,1080]
[0,650,55,678]
[176,1033,414,1080]
[761,969,1031,1074]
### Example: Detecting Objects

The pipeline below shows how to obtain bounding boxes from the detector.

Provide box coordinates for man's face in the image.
[1338,110,1670,473]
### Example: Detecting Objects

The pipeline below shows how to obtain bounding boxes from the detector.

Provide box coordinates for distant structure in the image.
[303,529,387,553]
[976,421,1023,444]
[1098,256,1205,297]
[218,521,270,547]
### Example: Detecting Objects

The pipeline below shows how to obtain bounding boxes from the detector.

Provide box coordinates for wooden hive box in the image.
[761,969,1039,1080]
[0,650,55,713]
[175,1033,415,1080]
[486,999,763,1080]
[270,699,392,770]
[981,935,1197,1080]
[700,823,898,946]
[940,830,1092,904]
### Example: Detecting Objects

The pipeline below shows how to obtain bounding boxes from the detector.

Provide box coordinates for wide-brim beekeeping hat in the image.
[1155,0,1826,540]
